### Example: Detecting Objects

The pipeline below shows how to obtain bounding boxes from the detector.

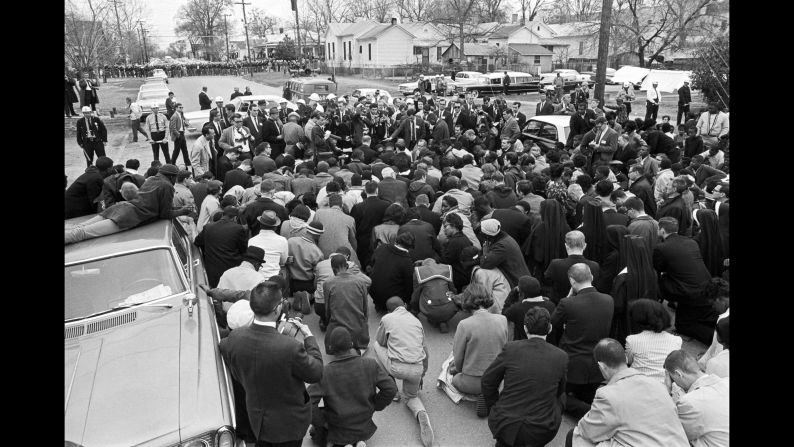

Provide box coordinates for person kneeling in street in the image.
[309,327,397,447]
[411,258,458,333]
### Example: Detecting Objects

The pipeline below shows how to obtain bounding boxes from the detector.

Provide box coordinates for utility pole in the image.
[291,0,302,60]
[223,13,232,61]
[109,0,126,62]
[138,21,148,63]
[235,1,252,62]
[594,0,613,102]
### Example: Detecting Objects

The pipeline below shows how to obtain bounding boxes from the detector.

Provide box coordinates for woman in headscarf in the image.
[579,201,608,264]
[693,209,725,277]
[596,225,630,293]
[371,203,404,252]
[610,234,658,344]
[523,199,570,278]
[281,204,312,239]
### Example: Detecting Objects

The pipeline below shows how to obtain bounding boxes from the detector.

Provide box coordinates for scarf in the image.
[289,216,309,232]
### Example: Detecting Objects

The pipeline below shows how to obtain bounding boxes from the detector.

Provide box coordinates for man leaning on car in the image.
[220,281,324,447]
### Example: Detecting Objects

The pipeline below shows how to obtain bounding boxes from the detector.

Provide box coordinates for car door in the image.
[522,119,557,152]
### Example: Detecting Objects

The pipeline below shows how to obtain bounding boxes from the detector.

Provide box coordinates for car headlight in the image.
[179,427,234,447]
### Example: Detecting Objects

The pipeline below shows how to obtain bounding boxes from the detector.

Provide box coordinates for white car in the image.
[136,89,170,110]
[539,69,592,92]
[182,95,298,133]
[398,75,449,96]
[139,83,169,93]
[352,88,392,100]
[151,68,168,83]
[521,115,571,151]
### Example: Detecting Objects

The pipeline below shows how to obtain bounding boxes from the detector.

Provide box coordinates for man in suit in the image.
[663,350,729,447]
[567,102,596,147]
[65,156,115,218]
[242,106,265,148]
[389,109,425,149]
[223,158,254,193]
[550,263,613,418]
[571,84,589,106]
[482,307,568,447]
[261,107,287,159]
[219,281,324,447]
[354,136,379,164]
[277,99,294,124]
[189,125,216,177]
[377,167,409,208]
[500,109,521,144]
[567,339,689,447]
[230,87,244,100]
[588,116,619,165]
[653,217,715,345]
[169,103,191,167]
[511,101,527,129]
[646,80,661,121]
[544,231,601,304]
[219,113,255,160]
[76,106,108,167]
[350,181,391,267]
[676,81,691,126]
[165,92,176,119]
[194,206,248,287]
[535,91,556,116]
[198,86,212,110]
[212,97,226,125]
[446,101,464,132]
[428,112,449,146]
[411,193,442,234]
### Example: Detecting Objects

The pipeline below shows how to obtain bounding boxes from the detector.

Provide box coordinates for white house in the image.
[325,19,451,68]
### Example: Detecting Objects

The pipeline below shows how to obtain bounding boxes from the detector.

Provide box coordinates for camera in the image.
[276,291,312,337]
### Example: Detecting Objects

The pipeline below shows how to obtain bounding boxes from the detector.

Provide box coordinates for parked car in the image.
[454,71,540,97]
[65,217,238,447]
[183,95,298,133]
[139,82,168,93]
[397,74,449,96]
[521,115,571,152]
[151,68,169,83]
[539,69,593,92]
[580,68,617,84]
[352,88,392,100]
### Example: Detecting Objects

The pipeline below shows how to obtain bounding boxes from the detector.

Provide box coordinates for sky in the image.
[142,0,295,48]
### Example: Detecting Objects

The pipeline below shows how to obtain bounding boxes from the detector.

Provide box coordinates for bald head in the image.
[663,349,700,376]
[594,338,627,368]
[567,263,593,285]
[386,296,405,312]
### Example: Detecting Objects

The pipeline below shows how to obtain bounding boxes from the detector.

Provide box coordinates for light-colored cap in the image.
[481,219,501,236]
[309,93,321,101]
[214,96,224,102]
[81,106,92,112]
[327,93,337,100]
[297,99,306,104]
[227,299,254,329]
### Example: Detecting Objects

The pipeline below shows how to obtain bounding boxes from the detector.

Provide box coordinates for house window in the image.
[349,41,353,60]
[579,41,584,55]
[368,43,372,60]
[343,43,346,60]
[534,55,541,64]
[359,45,362,54]
[496,43,500,47]
[437,46,443,60]
[414,46,423,55]
[332,42,335,58]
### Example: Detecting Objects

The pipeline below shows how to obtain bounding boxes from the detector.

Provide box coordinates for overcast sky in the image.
[142,0,295,48]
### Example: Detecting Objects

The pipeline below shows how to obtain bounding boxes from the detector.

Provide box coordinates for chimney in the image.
[391,17,397,26]
[512,14,518,23]
[279,27,284,34]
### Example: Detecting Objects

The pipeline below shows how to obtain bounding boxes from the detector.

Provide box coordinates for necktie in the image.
[86,118,92,137]
[251,117,258,133]
[155,115,159,132]
[411,119,416,141]
[276,119,282,135]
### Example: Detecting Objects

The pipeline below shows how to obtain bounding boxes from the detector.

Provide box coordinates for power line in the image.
[234,1,252,61]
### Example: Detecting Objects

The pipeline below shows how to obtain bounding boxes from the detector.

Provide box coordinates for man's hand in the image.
[296,321,313,338]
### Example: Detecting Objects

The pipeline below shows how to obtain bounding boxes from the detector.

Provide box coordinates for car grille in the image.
[65,311,138,339]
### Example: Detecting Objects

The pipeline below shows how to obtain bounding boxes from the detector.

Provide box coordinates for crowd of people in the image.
[64,83,729,447]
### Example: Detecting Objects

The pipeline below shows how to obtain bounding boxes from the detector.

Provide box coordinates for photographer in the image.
[219,281,323,447]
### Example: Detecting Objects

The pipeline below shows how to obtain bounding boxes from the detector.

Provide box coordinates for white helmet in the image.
[623,82,630,88]
[215,96,224,102]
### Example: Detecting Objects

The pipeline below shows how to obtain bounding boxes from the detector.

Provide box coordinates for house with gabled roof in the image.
[325,19,452,68]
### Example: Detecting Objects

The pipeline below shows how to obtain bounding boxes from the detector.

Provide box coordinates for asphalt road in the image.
[63,75,577,446]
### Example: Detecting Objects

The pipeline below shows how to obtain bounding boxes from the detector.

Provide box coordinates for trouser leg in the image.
[676,105,684,126]
[82,143,95,167]
[65,102,72,117]
[160,143,172,164]
[451,372,482,395]
[151,143,161,162]
[65,218,121,244]
[93,141,106,158]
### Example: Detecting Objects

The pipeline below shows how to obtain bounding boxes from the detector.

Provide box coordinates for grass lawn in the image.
[91,78,145,116]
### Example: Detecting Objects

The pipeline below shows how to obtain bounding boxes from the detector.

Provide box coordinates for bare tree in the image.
[65,0,118,71]
[174,0,233,60]
[396,0,443,22]
[475,0,508,22]
[350,0,396,22]
[609,0,712,67]
[546,0,600,23]
[248,7,281,38]
[517,0,546,24]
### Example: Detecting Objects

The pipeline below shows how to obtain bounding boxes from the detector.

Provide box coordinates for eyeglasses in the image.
[234,120,243,123]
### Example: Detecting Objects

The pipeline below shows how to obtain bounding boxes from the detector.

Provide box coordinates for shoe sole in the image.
[417,411,434,447]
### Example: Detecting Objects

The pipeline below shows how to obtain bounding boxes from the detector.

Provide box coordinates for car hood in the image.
[65,307,183,447]
[183,109,210,124]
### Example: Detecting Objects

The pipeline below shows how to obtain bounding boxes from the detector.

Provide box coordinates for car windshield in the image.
[140,92,168,100]
[64,248,186,321]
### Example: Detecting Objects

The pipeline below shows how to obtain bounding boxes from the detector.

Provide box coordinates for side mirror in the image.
[183,292,198,317]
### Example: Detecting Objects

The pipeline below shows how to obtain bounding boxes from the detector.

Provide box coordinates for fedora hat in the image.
[257,210,281,228]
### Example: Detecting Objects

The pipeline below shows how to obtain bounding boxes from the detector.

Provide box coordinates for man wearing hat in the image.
[677,80,691,126]
[144,105,171,164]
[248,210,289,280]
[282,112,304,157]
[646,80,661,121]
[287,221,326,294]
[277,98,294,124]
[219,281,323,447]
[217,246,267,299]
[213,96,225,122]
[76,106,108,167]
[308,326,397,447]
[65,164,193,244]
[242,180,289,235]
[262,107,287,158]
[587,116,619,166]
[479,219,531,290]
